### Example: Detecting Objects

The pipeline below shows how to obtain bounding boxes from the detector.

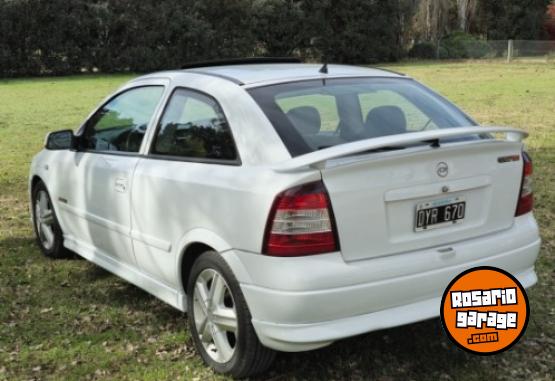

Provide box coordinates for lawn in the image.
[0,61,554,381]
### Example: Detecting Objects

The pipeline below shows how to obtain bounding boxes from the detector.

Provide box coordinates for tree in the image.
[252,0,305,56]
[477,0,551,39]
[301,0,403,63]
[396,0,421,50]
[456,0,478,32]
[191,0,256,60]
[546,2,555,39]
[412,0,454,42]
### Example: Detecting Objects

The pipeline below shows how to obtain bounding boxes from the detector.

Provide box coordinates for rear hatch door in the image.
[322,140,523,261]
[273,127,527,262]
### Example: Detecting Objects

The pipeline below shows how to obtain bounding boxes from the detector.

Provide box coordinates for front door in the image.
[55,85,165,265]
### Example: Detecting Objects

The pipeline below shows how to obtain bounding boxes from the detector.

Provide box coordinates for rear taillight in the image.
[515,151,533,216]
[263,181,339,256]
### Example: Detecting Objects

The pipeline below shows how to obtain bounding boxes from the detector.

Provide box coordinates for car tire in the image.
[31,181,72,259]
[187,251,275,378]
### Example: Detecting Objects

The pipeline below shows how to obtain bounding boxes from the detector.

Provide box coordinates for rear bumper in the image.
[222,214,541,352]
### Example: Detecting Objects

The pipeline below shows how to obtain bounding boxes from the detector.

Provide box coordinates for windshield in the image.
[248,77,477,157]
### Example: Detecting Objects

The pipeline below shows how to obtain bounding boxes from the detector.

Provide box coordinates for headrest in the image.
[286,106,321,135]
[364,105,407,137]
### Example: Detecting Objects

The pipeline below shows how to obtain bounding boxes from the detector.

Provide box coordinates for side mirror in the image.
[45,130,76,150]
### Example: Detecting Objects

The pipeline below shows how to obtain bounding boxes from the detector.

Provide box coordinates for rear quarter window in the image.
[151,88,239,162]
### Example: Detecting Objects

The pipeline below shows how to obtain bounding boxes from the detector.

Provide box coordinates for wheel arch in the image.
[176,229,233,294]
[30,175,45,197]
[180,242,214,294]
[31,175,44,189]
[29,175,45,218]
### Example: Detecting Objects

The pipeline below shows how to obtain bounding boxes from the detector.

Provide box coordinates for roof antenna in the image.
[319,60,328,74]
[312,37,328,74]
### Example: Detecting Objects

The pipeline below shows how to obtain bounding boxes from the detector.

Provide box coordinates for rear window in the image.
[248,78,476,157]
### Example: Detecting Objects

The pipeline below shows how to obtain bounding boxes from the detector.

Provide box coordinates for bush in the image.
[0,0,406,77]
[408,42,437,59]
[439,32,490,59]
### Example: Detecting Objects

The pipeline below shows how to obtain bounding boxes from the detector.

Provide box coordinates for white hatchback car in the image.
[30,59,540,378]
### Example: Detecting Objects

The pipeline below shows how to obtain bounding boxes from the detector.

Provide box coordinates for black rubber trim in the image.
[181,57,301,69]
[186,69,245,85]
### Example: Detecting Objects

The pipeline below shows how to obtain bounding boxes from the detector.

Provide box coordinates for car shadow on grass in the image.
[74,261,474,380]
[16,241,478,380]
[82,263,113,281]
[5,236,541,380]
[89,270,480,380]
[256,318,480,381]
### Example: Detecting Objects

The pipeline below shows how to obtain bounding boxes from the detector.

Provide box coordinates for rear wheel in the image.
[31,181,71,259]
[187,251,275,378]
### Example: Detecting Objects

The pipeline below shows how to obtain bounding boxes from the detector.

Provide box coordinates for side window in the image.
[359,90,439,132]
[152,88,238,161]
[81,86,164,153]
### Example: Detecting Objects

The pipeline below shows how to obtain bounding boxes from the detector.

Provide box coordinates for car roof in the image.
[135,63,406,88]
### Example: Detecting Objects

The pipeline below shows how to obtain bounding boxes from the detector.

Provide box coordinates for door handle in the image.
[115,177,128,193]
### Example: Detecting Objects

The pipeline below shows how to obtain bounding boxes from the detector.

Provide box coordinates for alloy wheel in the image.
[35,190,55,250]
[193,268,238,363]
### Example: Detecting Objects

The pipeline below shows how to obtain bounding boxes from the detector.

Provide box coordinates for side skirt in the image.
[63,235,187,312]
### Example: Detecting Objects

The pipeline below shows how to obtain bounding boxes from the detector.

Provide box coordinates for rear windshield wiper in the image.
[364,139,442,152]
[318,145,407,152]
[354,145,408,154]
[317,138,444,157]
[423,138,441,148]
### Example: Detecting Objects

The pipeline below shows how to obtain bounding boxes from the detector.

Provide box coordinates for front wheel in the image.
[187,251,275,378]
[31,181,72,259]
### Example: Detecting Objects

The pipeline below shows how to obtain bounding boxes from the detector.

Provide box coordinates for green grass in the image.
[1,62,554,380]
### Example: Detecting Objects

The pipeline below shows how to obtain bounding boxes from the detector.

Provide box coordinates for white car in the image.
[29,59,540,378]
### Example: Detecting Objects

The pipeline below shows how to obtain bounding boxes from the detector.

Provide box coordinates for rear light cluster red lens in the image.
[263,181,339,256]
[515,151,533,216]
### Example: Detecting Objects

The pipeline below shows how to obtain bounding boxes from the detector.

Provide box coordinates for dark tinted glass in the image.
[81,86,164,153]
[248,78,476,157]
[152,89,238,161]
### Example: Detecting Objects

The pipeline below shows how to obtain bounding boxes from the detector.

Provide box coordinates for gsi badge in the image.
[437,162,449,177]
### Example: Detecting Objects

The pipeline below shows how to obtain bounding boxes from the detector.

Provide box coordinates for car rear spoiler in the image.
[272,126,528,173]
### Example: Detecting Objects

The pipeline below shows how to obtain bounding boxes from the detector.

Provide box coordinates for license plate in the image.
[415,197,466,232]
